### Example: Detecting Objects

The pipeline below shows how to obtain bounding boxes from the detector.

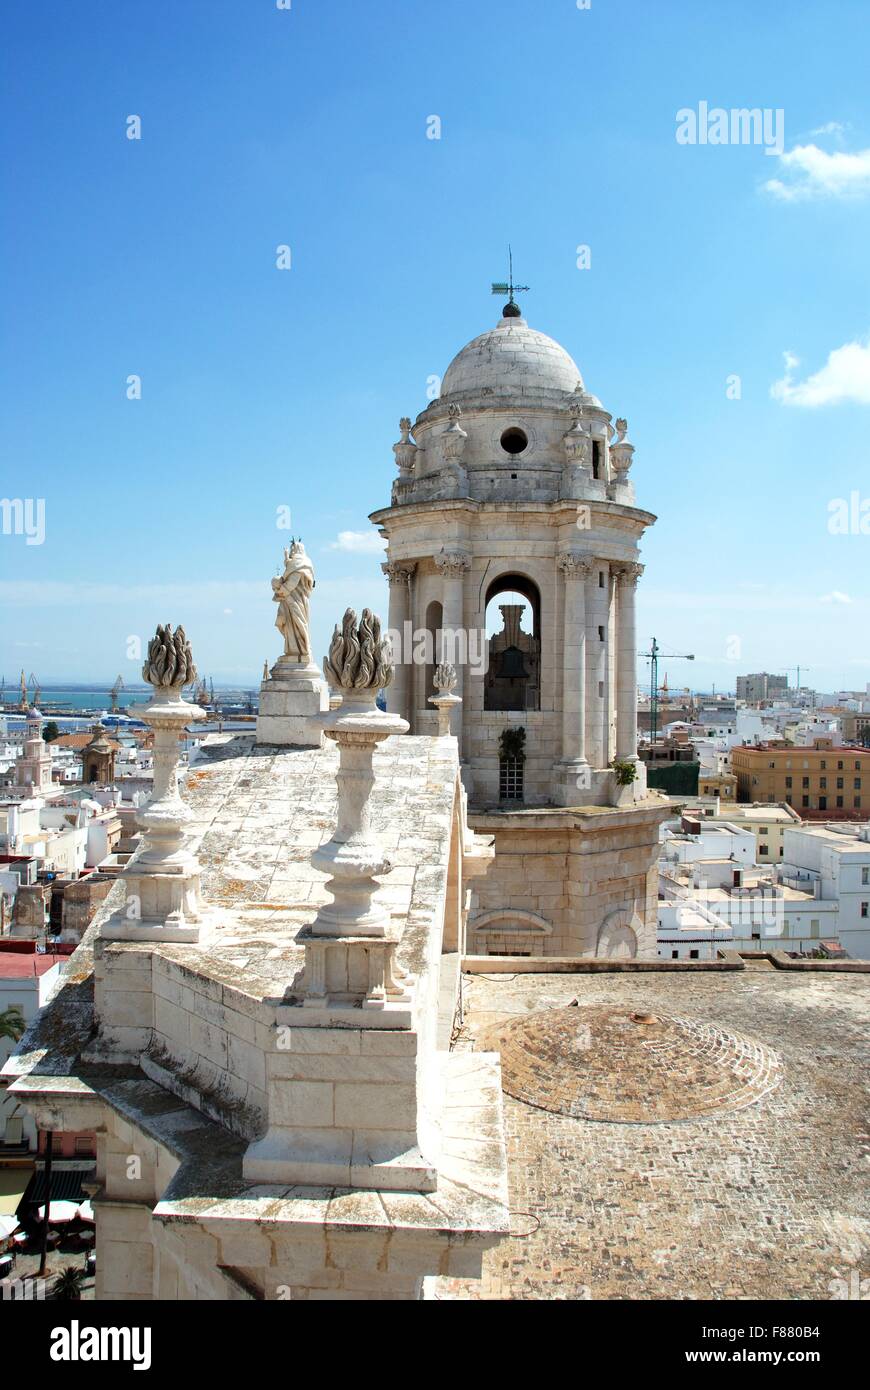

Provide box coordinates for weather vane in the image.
[491,245,529,316]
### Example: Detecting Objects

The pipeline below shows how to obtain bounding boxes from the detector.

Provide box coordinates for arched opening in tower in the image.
[423,599,443,701]
[484,574,541,712]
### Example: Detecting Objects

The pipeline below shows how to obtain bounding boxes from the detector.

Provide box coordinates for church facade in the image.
[372,302,670,959]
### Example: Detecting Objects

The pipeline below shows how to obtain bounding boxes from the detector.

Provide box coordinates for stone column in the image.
[434,551,470,742]
[556,553,591,781]
[601,567,616,766]
[101,624,209,943]
[614,561,643,761]
[382,561,415,725]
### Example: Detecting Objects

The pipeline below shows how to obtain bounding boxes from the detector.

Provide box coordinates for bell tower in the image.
[369,294,672,960]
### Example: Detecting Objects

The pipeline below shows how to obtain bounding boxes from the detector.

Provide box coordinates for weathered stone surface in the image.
[437,969,870,1300]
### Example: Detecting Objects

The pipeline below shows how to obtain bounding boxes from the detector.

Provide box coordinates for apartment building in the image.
[732,740,870,820]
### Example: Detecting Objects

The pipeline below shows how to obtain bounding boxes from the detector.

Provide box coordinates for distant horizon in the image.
[1,677,867,702]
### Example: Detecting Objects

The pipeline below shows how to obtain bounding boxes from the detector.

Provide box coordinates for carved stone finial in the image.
[433,662,458,694]
[324,608,394,692]
[142,624,196,691]
[613,417,628,444]
[441,408,468,465]
[393,419,417,476]
[429,662,462,735]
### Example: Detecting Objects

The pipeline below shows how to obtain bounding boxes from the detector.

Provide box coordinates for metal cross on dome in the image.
[491,246,529,314]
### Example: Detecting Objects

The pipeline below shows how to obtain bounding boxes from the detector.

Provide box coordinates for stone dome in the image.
[440,315,584,399]
[480,1005,782,1124]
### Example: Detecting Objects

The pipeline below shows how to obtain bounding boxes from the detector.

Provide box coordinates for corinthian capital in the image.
[434,550,471,578]
[612,560,644,587]
[557,552,592,580]
[382,561,416,586]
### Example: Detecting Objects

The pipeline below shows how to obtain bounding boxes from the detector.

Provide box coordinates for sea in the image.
[0,684,259,728]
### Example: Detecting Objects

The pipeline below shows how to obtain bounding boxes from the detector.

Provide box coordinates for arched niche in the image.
[596,907,641,960]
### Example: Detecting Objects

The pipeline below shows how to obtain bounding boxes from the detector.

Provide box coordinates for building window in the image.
[592,440,601,479]
[820,777,827,790]
[500,427,528,455]
[810,919,820,937]
[802,795,809,808]
[837,777,844,789]
[820,760,827,770]
[802,777,809,788]
[598,625,605,641]
[855,778,862,790]
[856,796,862,809]
[862,867,869,886]
[759,844,769,856]
[598,571,604,587]
[861,902,869,919]
[837,760,844,770]
[671,950,679,959]
[837,796,844,808]
[689,949,699,960]
[499,757,524,802]
[785,777,793,790]
[819,796,827,811]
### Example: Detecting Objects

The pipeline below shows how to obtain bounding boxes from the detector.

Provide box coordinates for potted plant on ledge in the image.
[610,757,638,807]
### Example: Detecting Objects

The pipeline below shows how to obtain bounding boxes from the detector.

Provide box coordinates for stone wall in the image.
[469,805,667,958]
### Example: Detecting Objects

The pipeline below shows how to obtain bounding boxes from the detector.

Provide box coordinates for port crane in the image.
[110,675,125,712]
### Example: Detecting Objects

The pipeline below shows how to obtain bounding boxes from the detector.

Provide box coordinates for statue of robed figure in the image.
[272,541,315,663]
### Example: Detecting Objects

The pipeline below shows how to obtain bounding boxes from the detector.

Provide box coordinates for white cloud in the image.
[809,120,848,138]
[770,339,870,407]
[763,142,870,200]
[819,591,852,605]
[328,530,386,554]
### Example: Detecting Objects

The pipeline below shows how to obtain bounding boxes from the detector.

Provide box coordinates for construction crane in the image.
[779,666,811,698]
[28,672,40,706]
[641,638,695,745]
[19,669,27,708]
[110,674,125,712]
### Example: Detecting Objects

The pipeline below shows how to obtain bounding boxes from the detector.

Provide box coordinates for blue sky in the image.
[2,0,869,694]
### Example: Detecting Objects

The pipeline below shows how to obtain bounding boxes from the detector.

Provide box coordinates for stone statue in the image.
[272,541,315,663]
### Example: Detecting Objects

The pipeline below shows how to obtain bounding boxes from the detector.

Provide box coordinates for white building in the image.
[0,947,63,1149]
[780,823,870,958]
